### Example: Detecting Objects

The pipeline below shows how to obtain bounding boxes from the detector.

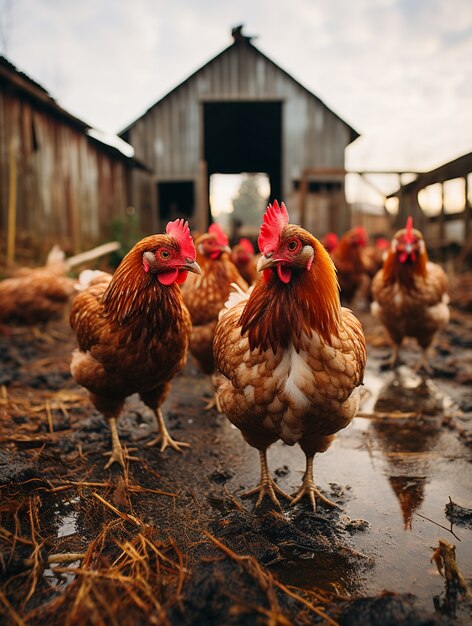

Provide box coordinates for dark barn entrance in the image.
[203,101,282,222]
[157,181,194,222]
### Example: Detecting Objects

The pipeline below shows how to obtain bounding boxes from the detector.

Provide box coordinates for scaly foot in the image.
[414,350,432,374]
[203,393,222,412]
[146,408,190,453]
[290,479,339,512]
[104,417,139,469]
[146,433,190,453]
[103,446,139,469]
[241,478,292,509]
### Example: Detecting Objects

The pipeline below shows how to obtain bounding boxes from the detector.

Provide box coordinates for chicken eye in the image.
[160,249,170,259]
[287,240,298,251]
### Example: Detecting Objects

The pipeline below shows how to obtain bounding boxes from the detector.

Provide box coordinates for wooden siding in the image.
[0,84,133,262]
[124,39,354,232]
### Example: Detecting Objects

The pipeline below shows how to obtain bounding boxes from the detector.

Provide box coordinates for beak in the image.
[185,260,202,274]
[257,254,276,272]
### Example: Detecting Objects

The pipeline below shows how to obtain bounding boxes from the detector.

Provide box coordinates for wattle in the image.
[277,265,292,283]
[176,270,189,284]
[157,268,179,285]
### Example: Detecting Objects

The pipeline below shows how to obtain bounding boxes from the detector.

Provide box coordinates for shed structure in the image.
[120,27,359,237]
[0,55,143,263]
[387,151,472,253]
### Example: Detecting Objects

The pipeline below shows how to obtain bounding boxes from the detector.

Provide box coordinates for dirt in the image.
[1,296,472,625]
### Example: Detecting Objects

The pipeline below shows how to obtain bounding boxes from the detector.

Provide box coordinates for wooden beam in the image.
[7,137,17,265]
[465,175,471,239]
[196,160,208,232]
[299,173,308,228]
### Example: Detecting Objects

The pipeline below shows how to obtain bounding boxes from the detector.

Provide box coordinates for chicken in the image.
[371,217,450,372]
[181,223,247,404]
[362,237,390,279]
[69,220,201,468]
[321,232,339,255]
[231,238,259,285]
[0,242,121,327]
[331,226,368,304]
[213,201,366,510]
[0,247,75,325]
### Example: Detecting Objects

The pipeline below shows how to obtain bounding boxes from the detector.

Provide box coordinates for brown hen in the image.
[0,247,74,325]
[231,238,259,285]
[0,242,120,327]
[213,201,366,510]
[371,217,450,372]
[331,226,369,304]
[70,220,201,468]
[181,223,247,406]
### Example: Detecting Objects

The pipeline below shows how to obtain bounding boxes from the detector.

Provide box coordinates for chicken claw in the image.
[204,393,222,412]
[290,456,339,511]
[146,409,190,453]
[413,349,433,374]
[104,418,139,469]
[384,344,400,368]
[103,447,139,469]
[146,434,190,453]
[241,450,292,508]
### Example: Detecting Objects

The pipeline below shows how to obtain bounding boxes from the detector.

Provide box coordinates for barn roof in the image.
[0,55,89,131]
[0,55,148,169]
[119,29,360,144]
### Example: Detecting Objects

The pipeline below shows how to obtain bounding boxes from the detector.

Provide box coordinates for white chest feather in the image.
[273,343,312,410]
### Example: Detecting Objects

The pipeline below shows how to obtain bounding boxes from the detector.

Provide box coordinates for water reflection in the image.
[369,367,444,529]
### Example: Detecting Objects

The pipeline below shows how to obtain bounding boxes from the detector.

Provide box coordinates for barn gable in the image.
[120,28,360,236]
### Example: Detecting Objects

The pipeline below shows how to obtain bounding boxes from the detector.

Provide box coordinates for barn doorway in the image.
[209,172,270,240]
[157,181,194,222]
[203,101,282,228]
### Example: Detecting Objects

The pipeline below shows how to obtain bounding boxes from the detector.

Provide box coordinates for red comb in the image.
[258,200,289,255]
[323,233,338,253]
[208,223,229,246]
[166,219,195,260]
[405,216,414,243]
[375,238,389,250]
[239,238,255,254]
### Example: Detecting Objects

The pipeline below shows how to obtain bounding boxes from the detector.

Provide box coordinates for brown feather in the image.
[70,235,192,408]
[240,233,340,352]
[382,247,428,290]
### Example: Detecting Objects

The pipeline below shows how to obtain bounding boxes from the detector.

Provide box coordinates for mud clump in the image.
[445,499,472,530]
[339,593,450,626]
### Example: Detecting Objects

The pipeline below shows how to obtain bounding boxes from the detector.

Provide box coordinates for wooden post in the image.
[197,159,208,233]
[7,137,18,265]
[439,182,446,250]
[300,170,308,229]
[465,175,471,240]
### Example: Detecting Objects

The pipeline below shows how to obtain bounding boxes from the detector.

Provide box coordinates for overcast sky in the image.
[1,0,472,197]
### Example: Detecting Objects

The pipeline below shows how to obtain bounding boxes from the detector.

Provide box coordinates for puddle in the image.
[44,499,80,587]
[227,358,472,611]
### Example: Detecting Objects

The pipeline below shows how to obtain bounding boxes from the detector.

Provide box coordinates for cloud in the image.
[2,0,472,173]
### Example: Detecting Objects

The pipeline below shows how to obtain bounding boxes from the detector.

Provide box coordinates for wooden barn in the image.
[120,27,359,237]
[0,55,144,264]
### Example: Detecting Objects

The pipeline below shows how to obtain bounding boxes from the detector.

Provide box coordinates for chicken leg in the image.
[241,449,292,508]
[414,347,433,374]
[290,455,339,511]
[104,417,139,469]
[146,408,190,452]
[385,343,400,368]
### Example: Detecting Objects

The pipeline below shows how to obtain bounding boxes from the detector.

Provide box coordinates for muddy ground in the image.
[1,283,472,626]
